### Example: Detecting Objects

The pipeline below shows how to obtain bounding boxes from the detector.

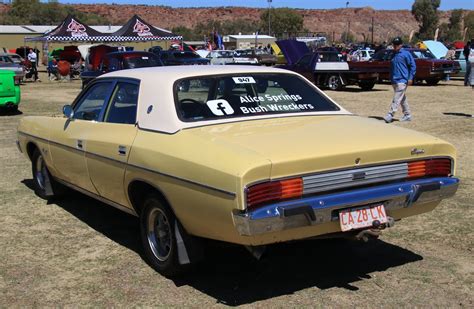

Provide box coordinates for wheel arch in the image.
[26,141,40,161]
[127,179,174,217]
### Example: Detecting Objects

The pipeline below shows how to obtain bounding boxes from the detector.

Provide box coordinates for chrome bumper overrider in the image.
[233,177,459,236]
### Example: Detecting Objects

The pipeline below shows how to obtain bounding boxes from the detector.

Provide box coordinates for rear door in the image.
[85,80,139,207]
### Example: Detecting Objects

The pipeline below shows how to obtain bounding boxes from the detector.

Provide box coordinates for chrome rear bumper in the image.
[233,177,459,236]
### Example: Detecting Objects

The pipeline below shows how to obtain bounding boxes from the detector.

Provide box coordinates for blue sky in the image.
[54,0,474,10]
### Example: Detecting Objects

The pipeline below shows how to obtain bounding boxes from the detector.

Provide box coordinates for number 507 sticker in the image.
[233,77,256,84]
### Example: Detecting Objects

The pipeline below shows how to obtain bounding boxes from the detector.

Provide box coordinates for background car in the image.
[351,48,460,85]
[452,49,466,78]
[206,50,235,65]
[0,70,21,111]
[0,52,24,65]
[349,49,375,61]
[233,49,259,64]
[0,54,25,80]
[153,50,210,66]
[80,51,163,88]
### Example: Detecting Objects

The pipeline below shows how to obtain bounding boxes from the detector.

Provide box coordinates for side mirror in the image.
[63,105,74,119]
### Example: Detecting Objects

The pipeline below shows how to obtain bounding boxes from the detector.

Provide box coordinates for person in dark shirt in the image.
[383,37,416,123]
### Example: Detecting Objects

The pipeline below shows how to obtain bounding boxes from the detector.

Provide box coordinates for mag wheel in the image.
[140,194,187,277]
[327,74,344,91]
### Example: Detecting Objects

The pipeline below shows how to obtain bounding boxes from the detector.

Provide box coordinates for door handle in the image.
[118,145,127,156]
[77,140,83,149]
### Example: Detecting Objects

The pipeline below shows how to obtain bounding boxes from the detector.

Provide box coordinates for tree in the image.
[464,11,474,41]
[447,9,463,41]
[411,0,441,40]
[260,8,304,37]
[0,0,109,25]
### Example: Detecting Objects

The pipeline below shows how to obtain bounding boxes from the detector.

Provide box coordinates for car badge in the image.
[411,148,425,155]
[354,158,361,165]
[352,172,366,181]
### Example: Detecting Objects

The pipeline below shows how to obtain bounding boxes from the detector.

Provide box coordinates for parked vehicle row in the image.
[277,40,379,91]
[350,48,461,85]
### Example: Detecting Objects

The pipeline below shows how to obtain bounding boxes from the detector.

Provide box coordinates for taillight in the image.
[13,76,21,85]
[246,178,303,210]
[408,159,451,178]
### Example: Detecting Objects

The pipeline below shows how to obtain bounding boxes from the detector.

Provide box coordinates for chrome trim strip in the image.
[126,163,237,197]
[234,177,459,236]
[18,131,236,197]
[55,177,138,217]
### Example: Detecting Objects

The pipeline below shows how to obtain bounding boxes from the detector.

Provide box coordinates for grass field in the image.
[0,74,472,307]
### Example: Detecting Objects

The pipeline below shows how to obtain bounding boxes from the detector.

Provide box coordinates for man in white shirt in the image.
[27,49,39,81]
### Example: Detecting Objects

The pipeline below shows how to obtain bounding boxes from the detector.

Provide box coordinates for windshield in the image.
[175,73,339,122]
[123,55,162,69]
[410,49,435,59]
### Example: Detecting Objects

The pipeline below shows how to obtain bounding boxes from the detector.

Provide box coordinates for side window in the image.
[73,82,113,121]
[104,82,139,124]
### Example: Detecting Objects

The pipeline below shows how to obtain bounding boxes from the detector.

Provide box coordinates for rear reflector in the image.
[408,159,451,178]
[247,178,303,210]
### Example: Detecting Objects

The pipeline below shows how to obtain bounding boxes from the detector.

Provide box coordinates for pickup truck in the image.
[276,40,378,91]
[350,48,460,85]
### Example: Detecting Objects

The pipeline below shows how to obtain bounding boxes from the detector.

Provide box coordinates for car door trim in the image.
[18,131,237,198]
[54,177,138,217]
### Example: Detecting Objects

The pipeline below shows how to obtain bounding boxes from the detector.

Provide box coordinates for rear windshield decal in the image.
[232,77,256,84]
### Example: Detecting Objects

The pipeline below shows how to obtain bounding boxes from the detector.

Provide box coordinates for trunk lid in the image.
[185,115,451,179]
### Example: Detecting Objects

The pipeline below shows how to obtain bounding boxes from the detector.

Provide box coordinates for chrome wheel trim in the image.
[147,207,172,262]
[35,154,47,190]
[328,76,339,90]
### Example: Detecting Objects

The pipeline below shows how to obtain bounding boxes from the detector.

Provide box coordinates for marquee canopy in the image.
[25,14,182,43]
[109,15,182,42]
[25,15,110,42]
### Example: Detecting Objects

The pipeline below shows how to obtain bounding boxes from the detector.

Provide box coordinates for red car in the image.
[350,48,460,85]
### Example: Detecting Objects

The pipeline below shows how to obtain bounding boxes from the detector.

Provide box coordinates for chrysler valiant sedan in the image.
[17,66,459,277]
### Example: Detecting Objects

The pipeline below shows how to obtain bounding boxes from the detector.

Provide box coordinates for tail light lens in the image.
[408,159,451,178]
[13,76,21,85]
[246,178,303,210]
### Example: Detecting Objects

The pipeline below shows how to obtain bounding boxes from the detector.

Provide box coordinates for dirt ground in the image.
[0,73,473,307]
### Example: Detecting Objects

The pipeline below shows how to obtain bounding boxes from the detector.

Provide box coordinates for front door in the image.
[48,81,115,193]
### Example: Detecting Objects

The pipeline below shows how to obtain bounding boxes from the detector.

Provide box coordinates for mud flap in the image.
[174,220,203,265]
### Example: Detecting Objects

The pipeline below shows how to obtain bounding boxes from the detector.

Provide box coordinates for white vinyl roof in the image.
[99,66,350,134]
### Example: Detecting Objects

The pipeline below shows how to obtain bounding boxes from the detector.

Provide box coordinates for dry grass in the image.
[0,73,473,307]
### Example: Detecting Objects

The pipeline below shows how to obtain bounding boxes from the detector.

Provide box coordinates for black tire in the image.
[327,74,344,91]
[425,78,440,86]
[358,81,375,91]
[31,148,61,199]
[140,193,185,277]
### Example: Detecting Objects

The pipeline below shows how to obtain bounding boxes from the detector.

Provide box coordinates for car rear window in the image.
[174,73,339,122]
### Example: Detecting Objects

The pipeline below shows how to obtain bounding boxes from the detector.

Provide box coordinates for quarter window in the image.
[104,82,139,124]
[73,82,113,121]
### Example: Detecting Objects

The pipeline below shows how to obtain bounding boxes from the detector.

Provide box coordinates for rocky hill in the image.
[0,4,459,42]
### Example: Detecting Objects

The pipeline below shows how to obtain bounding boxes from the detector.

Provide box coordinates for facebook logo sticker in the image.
[206,99,234,116]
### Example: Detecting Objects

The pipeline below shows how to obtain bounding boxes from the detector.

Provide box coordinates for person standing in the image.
[384,37,416,123]
[27,49,39,82]
[463,39,473,86]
